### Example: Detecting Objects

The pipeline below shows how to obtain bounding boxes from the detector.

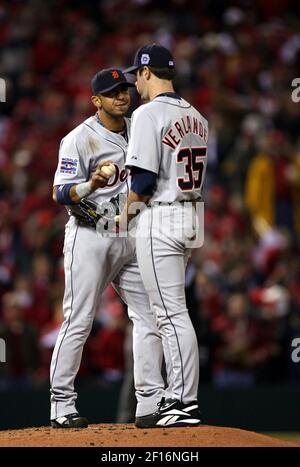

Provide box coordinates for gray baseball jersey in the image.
[126,95,208,203]
[50,114,166,421]
[126,94,208,411]
[54,115,131,203]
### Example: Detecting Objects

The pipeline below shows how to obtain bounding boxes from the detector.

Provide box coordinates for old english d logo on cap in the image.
[91,68,135,94]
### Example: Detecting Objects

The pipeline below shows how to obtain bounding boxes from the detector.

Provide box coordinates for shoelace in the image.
[157,397,165,408]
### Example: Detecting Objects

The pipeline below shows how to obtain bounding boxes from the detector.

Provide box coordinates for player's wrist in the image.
[75,180,93,199]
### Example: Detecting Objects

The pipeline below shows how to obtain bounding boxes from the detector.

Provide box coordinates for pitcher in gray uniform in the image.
[119,44,208,428]
[50,68,166,428]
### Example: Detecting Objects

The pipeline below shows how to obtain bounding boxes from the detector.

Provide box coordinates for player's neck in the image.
[149,82,175,101]
[97,111,125,132]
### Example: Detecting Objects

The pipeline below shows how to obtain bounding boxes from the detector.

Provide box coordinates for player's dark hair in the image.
[148,67,176,81]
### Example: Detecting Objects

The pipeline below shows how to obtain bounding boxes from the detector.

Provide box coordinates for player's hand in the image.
[91,160,113,189]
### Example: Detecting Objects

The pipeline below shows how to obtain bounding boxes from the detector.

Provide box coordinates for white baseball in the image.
[101,163,116,177]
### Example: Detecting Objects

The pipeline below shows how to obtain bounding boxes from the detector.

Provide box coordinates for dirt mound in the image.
[0,424,298,447]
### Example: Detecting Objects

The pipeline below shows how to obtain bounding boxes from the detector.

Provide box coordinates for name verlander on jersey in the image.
[162,115,208,150]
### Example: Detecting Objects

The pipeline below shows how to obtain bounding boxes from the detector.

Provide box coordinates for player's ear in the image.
[91,95,102,109]
[144,66,151,80]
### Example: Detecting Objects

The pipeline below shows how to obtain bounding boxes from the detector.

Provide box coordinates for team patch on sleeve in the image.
[59,157,79,175]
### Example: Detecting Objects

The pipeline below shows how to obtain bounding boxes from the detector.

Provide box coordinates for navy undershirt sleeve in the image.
[56,184,76,205]
[130,167,157,196]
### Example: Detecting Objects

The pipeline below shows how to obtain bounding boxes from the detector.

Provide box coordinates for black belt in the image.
[75,217,97,229]
[76,218,113,232]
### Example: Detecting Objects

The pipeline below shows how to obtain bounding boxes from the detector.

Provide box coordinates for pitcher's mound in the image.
[0,424,298,447]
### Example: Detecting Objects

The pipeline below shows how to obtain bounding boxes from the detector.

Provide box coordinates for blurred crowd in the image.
[1,0,300,389]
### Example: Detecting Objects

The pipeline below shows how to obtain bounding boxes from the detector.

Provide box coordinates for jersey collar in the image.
[95,113,128,142]
[86,114,129,143]
[154,92,182,100]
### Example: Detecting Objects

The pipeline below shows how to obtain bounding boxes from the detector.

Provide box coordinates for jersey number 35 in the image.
[177,147,207,191]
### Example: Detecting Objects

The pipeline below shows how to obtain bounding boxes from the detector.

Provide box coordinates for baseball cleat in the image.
[135,398,201,428]
[50,412,89,428]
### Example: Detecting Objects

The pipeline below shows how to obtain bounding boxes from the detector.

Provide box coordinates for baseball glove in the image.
[70,196,123,228]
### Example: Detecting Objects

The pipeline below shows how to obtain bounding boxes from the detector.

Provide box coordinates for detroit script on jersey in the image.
[54,115,131,206]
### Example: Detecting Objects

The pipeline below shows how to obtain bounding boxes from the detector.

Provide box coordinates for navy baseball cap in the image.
[124,43,175,74]
[91,68,135,95]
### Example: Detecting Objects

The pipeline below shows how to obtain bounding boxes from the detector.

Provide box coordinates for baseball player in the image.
[50,68,166,428]
[118,44,208,428]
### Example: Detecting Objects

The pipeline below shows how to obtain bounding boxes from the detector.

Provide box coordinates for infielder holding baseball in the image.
[50,68,166,428]
[118,44,208,427]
